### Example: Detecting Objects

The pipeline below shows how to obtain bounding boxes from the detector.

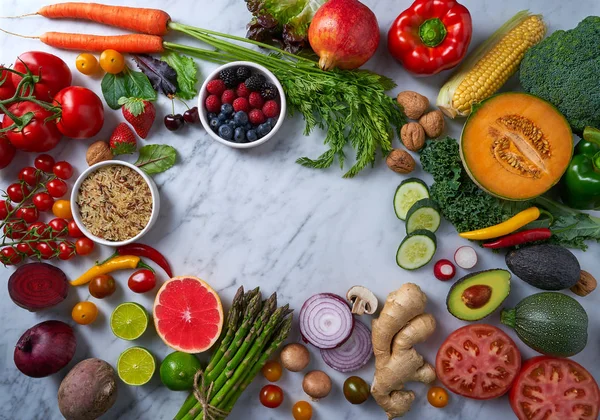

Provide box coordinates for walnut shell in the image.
[386,149,415,174]
[400,122,426,152]
[570,270,597,297]
[396,91,429,120]
[419,110,445,138]
[86,141,113,166]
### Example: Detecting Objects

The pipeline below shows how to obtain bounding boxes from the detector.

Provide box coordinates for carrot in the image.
[39,32,164,53]
[37,2,170,36]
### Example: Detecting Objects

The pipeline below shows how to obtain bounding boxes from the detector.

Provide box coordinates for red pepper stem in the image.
[137,261,154,272]
[419,18,447,47]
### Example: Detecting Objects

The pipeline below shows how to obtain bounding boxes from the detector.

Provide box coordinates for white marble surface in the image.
[0,0,599,419]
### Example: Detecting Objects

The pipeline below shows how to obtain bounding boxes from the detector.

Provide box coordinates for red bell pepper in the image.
[388,0,472,76]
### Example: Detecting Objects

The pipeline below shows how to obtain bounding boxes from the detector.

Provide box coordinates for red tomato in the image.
[259,384,284,409]
[510,356,599,420]
[36,241,57,259]
[32,192,54,211]
[16,205,39,223]
[57,241,75,260]
[435,324,521,400]
[128,269,156,293]
[48,218,68,236]
[2,102,62,152]
[16,242,36,256]
[52,161,73,180]
[4,221,27,239]
[54,87,104,139]
[1,247,22,265]
[34,154,55,172]
[67,220,84,238]
[0,69,16,108]
[18,166,41,186]
[75,237,94,255]
[11,52,72,102]
[28,221,50,239]
[0,200,13,220]
[7,182,30,203]
[0,134,16,169]
[46,179,67,198]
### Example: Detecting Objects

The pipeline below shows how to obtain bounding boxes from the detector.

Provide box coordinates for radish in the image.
[454,246,478,269]
[433,259,456,281]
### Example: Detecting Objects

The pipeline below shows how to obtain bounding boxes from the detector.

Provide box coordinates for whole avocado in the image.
[505,244,580,290]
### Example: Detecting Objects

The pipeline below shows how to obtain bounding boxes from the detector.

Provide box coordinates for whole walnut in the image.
[396,91,429,120]
[386,149,415,174]
[400,122,426,152]
[419,110,445,138]
[86,141,113,166]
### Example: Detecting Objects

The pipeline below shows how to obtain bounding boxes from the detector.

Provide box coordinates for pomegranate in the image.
[308,0,380,71]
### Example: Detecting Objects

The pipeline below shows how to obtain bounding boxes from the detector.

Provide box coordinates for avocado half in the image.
[447,269,511,321]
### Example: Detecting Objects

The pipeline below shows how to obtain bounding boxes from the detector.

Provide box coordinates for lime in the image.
[117,346,155,386]
[160,351,204,391]
[111,302,148,340]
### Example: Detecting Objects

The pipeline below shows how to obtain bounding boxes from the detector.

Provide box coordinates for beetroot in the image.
[14,320,76,378]
[8,262,69,311]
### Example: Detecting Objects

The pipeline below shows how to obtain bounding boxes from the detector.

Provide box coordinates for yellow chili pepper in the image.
[459,207,541,241]
[71,255,142,286]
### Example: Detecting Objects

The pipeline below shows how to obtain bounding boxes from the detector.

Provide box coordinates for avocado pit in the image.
[461,285,492,309]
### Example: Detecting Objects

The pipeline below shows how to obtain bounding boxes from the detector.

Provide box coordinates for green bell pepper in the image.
[560,127,600,209]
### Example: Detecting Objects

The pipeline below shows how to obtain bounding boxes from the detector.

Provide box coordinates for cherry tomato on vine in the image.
[4,221,27,239]
[28,221,50,239]
[54,87,104,139]
[262,360,283,382]
[46,179,67,198]
[292,401,313,420]
[36,241,57,259]
[0,200,13,220]
[1,247,22,265]
[75,237,94,255]
[0,135,16,169]
[128,269,156,293]
[7,183,30,203]
[11,51,72,102]
[33,192,54,212]
[72,301,98,325]
[16,205,39,223]
[52,200,72,219]
[427,386,449,408]
[99,49,125,74]
[52,161,74,180]
[34,154,55,173]
[343,376,370,405]
[16,242,36,256]
[259,385,284,409]
[2,103,62,153]
[57,241,75,260]
[89,274,116,299]
[75,53,99,75]
[0,69,16,107]
[48,218,68,236]
[18,166,40,186]
[67,220,84,238]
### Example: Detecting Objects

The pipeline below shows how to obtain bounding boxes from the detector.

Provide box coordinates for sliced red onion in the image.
[320,319,372,372]
[299,293,354,349]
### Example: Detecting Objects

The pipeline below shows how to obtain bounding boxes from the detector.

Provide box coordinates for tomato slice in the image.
[510,356,599,420]
[436,324,521,400]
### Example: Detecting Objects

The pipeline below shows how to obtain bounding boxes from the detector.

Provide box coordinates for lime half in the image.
[111,302,148,340]
[117,346,155,386]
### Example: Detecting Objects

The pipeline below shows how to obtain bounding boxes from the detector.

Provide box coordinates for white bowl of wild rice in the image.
[70,161,160,247]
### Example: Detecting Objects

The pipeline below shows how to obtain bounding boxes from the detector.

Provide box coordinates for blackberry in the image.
[260,82,278,100]
[236,66,252,82]
[219,68,237,88]
[245,74,266,92]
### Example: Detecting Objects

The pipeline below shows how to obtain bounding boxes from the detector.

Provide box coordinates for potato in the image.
[58,358,118,420]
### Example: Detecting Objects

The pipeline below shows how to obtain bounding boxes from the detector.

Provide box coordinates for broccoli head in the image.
[519,16,600,134]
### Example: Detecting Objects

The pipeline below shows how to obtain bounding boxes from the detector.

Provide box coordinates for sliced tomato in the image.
[510,356,599,420]
[435,324,521,400]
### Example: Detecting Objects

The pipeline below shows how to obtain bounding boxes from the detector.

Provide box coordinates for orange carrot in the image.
[39,32,164,53]
[37,2,170,36]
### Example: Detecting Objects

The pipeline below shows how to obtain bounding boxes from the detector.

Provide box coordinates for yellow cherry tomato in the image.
[261,360,282,382]
[75,53,99,75]
[52,200,72,219]
[427,386,449,408]
[99,49,125,74]
[72,301,98,325]
[292,401,312,420]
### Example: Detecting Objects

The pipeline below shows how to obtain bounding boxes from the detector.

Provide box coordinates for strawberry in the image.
[262,100,279,118]
[205,95,221,114]
[221,89,236,105]
[248,92,264,109]
[109,123,137,155]
[248,109,266,126]
[233,97,250,113]
[206,79,226,96]
[236,82,250,98]
[120,98,155,139]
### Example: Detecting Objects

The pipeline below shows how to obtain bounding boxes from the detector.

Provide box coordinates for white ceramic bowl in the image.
[198,61,286,149]
[70,160,160,247]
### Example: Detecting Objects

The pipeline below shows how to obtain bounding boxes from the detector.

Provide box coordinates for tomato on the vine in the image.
[67,220,83,238]
[99,49,125,74]
[0,69,16,107]
[2,102,62,152]
[16,242,36,256]
[427,386,449,408]
[7,183,30,203]
[36,241,57,259]
[28,221,50,239]
[48,218,68,236]
[52,161,73,180]
[292,401,312,420]
[4,221,27,239]
[46,179,67,198]
[57,241,75,260]
[128,269,156,293]
[259,385,284,409]
[75,237,94,255]
[34,154,55,173]
[16,205,39,223]
[33,192,54,211]
[54,87,104,139]
[75,53,99,75]
[89,274,116,299]
[11,51,72,102]
[1,247,22,265]
[0,200,13,220]
[72,301,98,325]
[262,360,283,382]
[52,200,72,219]
[0,135,16,169]
[18,166,41,186]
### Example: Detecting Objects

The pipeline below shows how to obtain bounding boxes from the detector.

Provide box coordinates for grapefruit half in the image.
[153,276,223,353]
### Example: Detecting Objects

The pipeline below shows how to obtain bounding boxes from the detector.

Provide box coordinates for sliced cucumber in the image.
[406,199,441,234]
[396,229,437,270]
[393,178,429,220]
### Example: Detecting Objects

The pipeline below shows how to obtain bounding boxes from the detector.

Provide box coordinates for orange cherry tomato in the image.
[427,386,449,408]
[99,49,125,74]
[261,360,282,382]
[52,199,72,219]
[75,53,99,75]
[292,400,313,420]
[72,301,98,325]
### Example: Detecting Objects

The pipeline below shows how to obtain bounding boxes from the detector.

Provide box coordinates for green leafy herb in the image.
[133,54,178,96]
[101,73,128,110]
[124,68,157,101]
[101,67,156,110]
[162,52,198,100]
[135,145,177,175]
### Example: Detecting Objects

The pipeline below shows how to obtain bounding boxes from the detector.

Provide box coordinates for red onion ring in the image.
[299,293,354,349]
[321,318,372,372]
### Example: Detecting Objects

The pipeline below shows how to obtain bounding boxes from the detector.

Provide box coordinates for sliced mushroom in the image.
[346,286,378,315]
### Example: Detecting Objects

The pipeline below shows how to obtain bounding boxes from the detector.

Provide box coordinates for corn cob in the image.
[437,11,546,118]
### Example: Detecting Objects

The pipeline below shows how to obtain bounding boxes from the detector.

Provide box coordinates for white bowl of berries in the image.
[199,61,286,149]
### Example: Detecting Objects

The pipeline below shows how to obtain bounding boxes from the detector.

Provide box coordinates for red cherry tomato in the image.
[32,192,54,211]
[0,69,16,109]
[18,166,41,186]
[4,221,27,239]
[57,241,75,260]
[7,183,30,203]
[48,217,68,236]
[0,134,16,169]
[2,102,62,152]
[52,161,73,180]
[11,51,72,102]
[67,220,84,238]
[1,247,22,265]
[28,221,50,239]
[34,154,55,173]
[54,87,104,139]
[36,241,57,259]
[75,237,94,255]
[16,242,37,256]
[259,384,284,409]
[46,179,67,198]
[128,269,156,293]
[16,205,39,223]
[0,200,13,220]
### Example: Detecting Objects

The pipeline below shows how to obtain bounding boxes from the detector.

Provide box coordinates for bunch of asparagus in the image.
[175,286,293,420]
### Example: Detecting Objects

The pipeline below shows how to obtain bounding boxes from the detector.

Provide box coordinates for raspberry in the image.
[236,82,250,98]
[205,95,221,114]
[248,92,264,109]
[248,109,266,126]
[206,79,226,96]
[262,100,279,118]
[233,97,250,113]
[221,89,236,105]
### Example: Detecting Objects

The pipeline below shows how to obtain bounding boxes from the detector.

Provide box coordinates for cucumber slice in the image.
[393,178,429,220]
[396,230,437,270]
[406,199,441,234]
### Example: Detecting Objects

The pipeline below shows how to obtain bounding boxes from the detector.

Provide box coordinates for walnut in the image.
[400,122,426,152]
[396,91,429,120]
[419,110,445,138]
[386,149,415,174]
[570,270,597,297]
[86,141,113,166]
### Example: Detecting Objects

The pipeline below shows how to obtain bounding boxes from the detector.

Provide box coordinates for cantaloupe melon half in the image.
[460,93,573,200]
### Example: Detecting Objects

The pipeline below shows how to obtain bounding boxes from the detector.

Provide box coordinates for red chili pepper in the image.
[387,0,472,76]
[482,228,552,249]
[116,243,172,277]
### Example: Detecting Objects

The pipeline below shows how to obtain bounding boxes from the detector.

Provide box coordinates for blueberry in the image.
[227,120,236,129]
[246,130,258,142]
[207,112,217,120]
[266,118,277,128]
[218,124,234,140]
[221,103,234,115]
[209,118,221,132]
[244,123,252,131]
[217,112,228,122]
[257,123,272,137]
[234,111,249,126]
[234,127,246,143]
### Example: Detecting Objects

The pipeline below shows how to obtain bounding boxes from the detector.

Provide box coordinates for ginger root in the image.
[371,283,436,419]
